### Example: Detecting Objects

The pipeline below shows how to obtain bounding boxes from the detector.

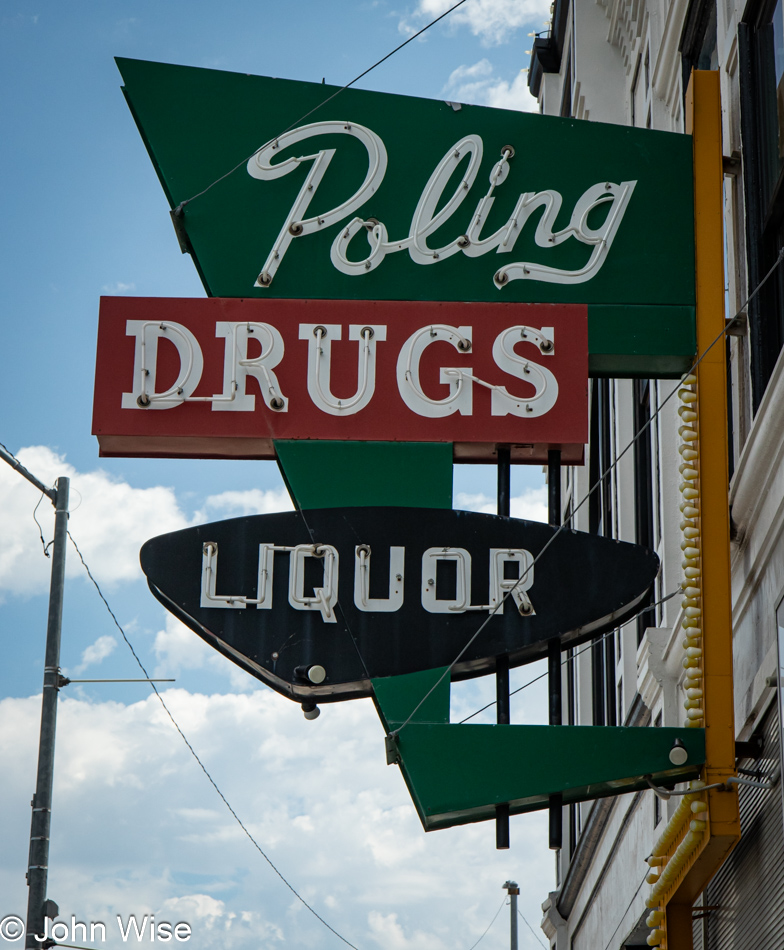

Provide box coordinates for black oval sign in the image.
[141,508,659,701]
[140,507,658,702]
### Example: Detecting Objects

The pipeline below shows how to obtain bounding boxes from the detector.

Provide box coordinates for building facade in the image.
[529,0,784,946]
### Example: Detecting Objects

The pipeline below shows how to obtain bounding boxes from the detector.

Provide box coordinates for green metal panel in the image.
[392,721,705,831]
[373,667,451,733]
[588,305,697,378]
[373,670,705,831]
[117,59,696,323]
[275,440,453,509]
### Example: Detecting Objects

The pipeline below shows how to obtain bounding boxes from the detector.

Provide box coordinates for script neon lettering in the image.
[248,124,636,289]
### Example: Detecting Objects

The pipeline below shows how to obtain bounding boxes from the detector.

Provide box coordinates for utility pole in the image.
[22,473,69,948]
[503,880,519,950]
[0,446,68,947]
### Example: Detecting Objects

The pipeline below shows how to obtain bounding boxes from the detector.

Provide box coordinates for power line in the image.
[65,531,362,950]
[600,872,648,950]
[390,246,784,738]
[457,632,609,725]
[174,0,471,213]
[518,909,548,949]
[32,493,53,558]
[0,441,527,950]
[4,200,782,950]
[458,588,679,725]
[466,896,507,950]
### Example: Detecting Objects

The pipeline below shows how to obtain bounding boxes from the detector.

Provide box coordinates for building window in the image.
[740,0,784,410]
[776,596,784,826]
[592,634,617,726]
[589,379,613,538]
[653,712,663,827]
[632,44,652,128]
[588,379,617,726]
[681,0,719,91]
[567,647,577,725]
[634,379,655,644]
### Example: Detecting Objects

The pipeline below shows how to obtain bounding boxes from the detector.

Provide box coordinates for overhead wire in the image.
[0,438,508,950]
[7,7,763,947]
[600,871,649,950]
[457,587,680,725]
[390,246,784,739]
[458,629,611,724]
[518,908,548,949]
[3,95,783,950]
[32,493,53,558]
[465,896,507,950]
[173,0,472,214]
[65,530,362,950]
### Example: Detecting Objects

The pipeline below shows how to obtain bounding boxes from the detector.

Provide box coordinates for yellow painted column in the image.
[664,68,740,949]
[686,69,739,839]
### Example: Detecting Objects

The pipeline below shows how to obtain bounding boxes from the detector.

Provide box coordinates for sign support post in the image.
[105,56,724,847]
[662,69,740,949]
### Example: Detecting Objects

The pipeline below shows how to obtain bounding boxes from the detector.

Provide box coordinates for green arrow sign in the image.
[118,58,696,376]
[374,668,705,831]
[119,59,706,833]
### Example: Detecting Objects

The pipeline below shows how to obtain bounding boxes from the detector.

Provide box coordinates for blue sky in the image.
[0,3,555,948]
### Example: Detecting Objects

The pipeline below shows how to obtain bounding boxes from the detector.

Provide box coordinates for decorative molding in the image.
[652,0,690,115]
[730,346,784,627]
[730,344,784,528]
[736,641,777,742]
[604,0,648,75]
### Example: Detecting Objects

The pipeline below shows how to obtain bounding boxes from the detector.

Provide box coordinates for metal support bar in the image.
[547,449,563,849]
[496,655,510,725]
[549,793,563,851]
[26,477,69,949]
[0,445,56,502]
[548,639,562,727]
[497,445,511,518]
[495,803,510,849]
[496,446,511,850]
[61,678,175,685]
[548,449,561,525]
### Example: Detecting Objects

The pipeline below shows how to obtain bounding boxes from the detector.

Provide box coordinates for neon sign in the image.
[249,122,636,290]
[93,297,588,461]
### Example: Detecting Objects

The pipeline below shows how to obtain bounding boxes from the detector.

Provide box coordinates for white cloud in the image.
[0,448,293,601]
[447,58,494,82]
[0,446,189,598]
[73,634,117,674]
[101,281,136,293]
[482,70,540,111]
[455,486,548,521]
[0,688,553,949]
[444,59,539,111]
[154,614,213,672]
[153,613,257,691]
[0,447,555,946]
[368,910,450,950]
[196,487,293,521]
[402,0,551,46]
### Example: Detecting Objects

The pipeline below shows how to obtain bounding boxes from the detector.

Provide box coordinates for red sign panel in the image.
[92,297,587,463]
